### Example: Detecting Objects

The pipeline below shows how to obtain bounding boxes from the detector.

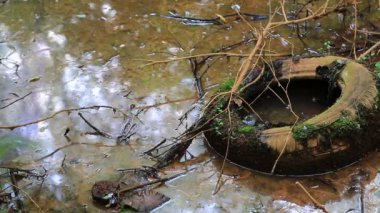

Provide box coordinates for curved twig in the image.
[0,105,129,130]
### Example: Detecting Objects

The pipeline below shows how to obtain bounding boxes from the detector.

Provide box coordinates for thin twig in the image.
[0,105,129,130]
[213,107,232,195]
[78,112,113,139]
[9,183,44,213]
[295,181,329,213]
[357,40,380,61]
[36,142,114,162]
[10,169,24,211]
[136,96,196,110]
[143,139,167,156]
[134,52,287,67]
[117,169,195,194]
[0,92,32,110]
[353,0,358,59]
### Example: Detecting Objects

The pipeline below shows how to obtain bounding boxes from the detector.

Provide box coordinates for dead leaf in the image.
[121,190,170,212]
[29,76,41,82]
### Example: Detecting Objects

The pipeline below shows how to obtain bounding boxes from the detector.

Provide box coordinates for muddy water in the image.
[0,0,380,212]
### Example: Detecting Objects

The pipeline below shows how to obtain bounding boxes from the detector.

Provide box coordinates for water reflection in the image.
[0,0,379,212]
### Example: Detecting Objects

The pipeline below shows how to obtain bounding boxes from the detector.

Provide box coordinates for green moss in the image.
[212,117,225,135]
[375,61,380,70]
[329,116,360,138]
[218,79,235,92]
[238,126,256,134]
[292,124,318,141]
[375,69,380,86]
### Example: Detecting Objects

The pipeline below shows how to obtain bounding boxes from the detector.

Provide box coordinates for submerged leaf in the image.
[121,190,170,212]
[29,76,41,82]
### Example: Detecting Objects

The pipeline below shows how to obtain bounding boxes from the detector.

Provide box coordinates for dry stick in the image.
[0,92,32,110]
[78,112,113,139]
[280,0,289,22]
[295,181,329,213]
[357,29,380,35]
[0,105,128,130]
[9,183,44,213]
[357,40,380,61]
[145,0,346,192]
[231,7,281,93]
[264,57,300,173]
[214,0,343,177]
[136,96,196,110]
[269,0,342,29]
[211,10,272,194]
[267,86,288,106]
[134,52,287,67]
[248,79,274,105]
[239,64,266,92]
[152,131,207,168]
[117,168,195,194]
[213,107,232,195]
[235,94,263,121]
[143,139,167,156]
[231,26,270,94]
[36,142,114,162]
[213,10,273,194]
[353,0,358,59]
[10,169,24,211]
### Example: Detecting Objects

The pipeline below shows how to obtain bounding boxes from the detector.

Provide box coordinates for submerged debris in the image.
[161,12,267,26]
[121,190,170,212]
[91,181,119,207]
[91,167,173,211]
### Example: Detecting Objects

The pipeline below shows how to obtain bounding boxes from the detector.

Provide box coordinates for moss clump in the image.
[329,116,360,138]
[212,117,225,135]
[375,69,380,86]
[238,126,256,134]
[218,79,235,92]
[292,124,318,141]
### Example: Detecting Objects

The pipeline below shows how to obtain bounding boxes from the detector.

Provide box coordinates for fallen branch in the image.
[0,92,32,110]
[161,12,267,26]
[9,183,44,213]
[136,96,196,110]
[116,119,137,144]
[0,105,129,130]
[134,52,288,67]
[10,169,24,211]
[36,142,114,162]
[78,112,113,139]
[118,168,195,194]
[357,40,380,61]
[296,181,329,213]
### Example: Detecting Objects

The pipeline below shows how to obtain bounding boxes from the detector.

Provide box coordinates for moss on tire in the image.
[204,56,379,175]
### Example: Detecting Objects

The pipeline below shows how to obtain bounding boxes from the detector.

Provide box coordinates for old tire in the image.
[204,56,378,176]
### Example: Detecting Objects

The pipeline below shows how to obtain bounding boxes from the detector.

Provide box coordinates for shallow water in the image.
[0,0,380,212]
[250,79,338,125]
